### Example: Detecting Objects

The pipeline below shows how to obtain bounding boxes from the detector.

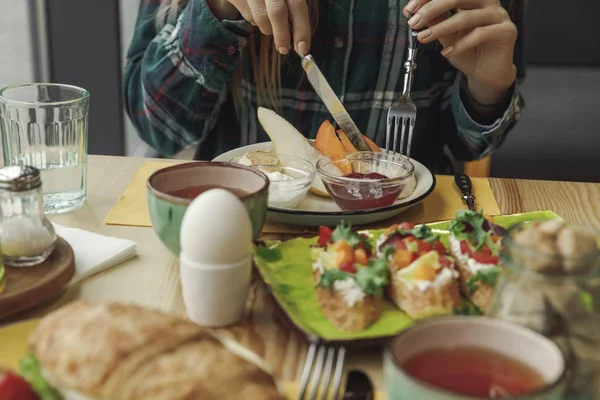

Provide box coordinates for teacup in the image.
[384,316,567,400]
[146,162,269,255]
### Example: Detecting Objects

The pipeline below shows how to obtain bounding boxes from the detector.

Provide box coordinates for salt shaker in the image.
[0,166,56,267]
[179,188,253,327]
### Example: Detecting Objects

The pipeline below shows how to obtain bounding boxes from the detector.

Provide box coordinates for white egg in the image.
[179,188,252,265]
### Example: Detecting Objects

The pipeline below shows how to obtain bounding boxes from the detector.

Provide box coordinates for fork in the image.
[297,343,346,400]
[385,17,423,157]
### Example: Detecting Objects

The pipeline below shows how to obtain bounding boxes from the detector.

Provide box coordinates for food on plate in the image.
[448,210,506,312]
[257,107,334,197]
[257,107,384,199]
[23,301,286,400]
[234,150,281,167]
[377,222,461,319]
[0,264,5,295]
[313,120,381,175]
[312,221,390,331]
[0,367,41,400]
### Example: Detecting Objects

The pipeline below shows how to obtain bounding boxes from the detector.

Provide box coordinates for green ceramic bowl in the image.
[147,162,269,256]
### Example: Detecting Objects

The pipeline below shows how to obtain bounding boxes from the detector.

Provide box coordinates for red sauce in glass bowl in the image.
[322,172,406,210]
[344,172,388,180]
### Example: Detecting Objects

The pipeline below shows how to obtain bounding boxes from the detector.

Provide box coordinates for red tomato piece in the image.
[433,241,447,256]
[440,256,453,268]
[399,222,416,230]
[318,226,333,247]
[417,240,433,253]
[470,252,499,265]
[0,371,40,400]
[460,240,472,256]
[386,236,407,251]
[340,261,356,274]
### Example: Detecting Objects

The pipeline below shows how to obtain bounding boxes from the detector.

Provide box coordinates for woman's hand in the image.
[403,0,518,105]
[208,0,311,55]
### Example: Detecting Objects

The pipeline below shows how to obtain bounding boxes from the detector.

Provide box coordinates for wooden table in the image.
[3,155,600,390]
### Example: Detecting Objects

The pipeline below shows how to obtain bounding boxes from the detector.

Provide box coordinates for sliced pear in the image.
[257,107,336,197]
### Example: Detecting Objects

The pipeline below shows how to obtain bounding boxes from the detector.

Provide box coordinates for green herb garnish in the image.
[449,210,500,255]
[393,224,440,243]
[20,354,63,400]
[317,247,393,296]
[453,300,484,316]
[331,220,372,251]
[466,266,501,294]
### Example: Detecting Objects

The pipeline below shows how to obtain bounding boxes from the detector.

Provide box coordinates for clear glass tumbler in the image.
[0,83,89,214]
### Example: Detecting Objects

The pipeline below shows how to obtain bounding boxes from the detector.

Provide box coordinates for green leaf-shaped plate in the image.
[252,210,561,345]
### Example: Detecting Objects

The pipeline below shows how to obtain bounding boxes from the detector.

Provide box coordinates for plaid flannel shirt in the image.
[124,0,524,172]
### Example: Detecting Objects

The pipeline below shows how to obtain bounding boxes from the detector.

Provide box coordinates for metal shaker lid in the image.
[0,165,42,191]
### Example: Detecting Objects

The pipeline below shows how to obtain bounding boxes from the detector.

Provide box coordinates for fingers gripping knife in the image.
[385,15,423,157]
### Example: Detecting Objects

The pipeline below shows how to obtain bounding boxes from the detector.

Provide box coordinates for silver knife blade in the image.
[342,369,374,400]
[454,174,476,211]
[300,55,371,151]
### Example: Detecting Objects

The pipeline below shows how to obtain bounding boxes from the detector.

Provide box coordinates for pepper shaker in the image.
[0,166,56,267]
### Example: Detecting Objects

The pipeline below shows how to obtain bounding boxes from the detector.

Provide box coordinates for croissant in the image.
[28,300,286,400]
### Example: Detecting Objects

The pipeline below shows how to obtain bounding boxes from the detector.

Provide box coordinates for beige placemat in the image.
[105,161,500,233]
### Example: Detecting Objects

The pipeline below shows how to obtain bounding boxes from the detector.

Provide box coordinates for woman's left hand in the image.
[403,0,518,105]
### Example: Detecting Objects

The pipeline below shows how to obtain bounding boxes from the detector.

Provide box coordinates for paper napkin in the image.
[53,224,137,284]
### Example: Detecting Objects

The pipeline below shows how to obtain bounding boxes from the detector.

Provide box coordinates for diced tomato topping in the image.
[399,222,416,230]
[433,241,447,256]
[460,240,471,255]
[440,256,453,268]
[318,226,333,247]
[417,240,433,254]
[386,236,407,251]
[340,261,356,274]
[470,253,499,265]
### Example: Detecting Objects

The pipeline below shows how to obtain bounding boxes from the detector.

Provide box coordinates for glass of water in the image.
[0,83,89,214]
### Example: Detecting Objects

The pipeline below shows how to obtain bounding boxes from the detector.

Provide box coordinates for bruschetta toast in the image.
[312,222,389,331]
[377,222,461,319]
[448,210,506,313]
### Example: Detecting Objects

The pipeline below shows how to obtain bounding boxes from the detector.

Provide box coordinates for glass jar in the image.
[0,165,56,267]
[488,220,600,399]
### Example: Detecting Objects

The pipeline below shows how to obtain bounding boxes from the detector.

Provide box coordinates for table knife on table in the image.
[342,369,374,400]
[454,174,476,211]
[300,54,371,151]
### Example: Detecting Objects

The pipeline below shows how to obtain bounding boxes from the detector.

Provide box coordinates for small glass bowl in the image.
[316,152,415,211]
[230,152,315,209]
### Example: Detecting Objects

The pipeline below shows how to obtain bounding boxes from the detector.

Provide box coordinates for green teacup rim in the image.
[146,161,270,206]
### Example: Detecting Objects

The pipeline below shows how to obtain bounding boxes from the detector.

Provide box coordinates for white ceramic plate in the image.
[214,142,436,226]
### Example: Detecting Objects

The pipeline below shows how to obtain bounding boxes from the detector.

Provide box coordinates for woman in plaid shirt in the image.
[124,0,523,173]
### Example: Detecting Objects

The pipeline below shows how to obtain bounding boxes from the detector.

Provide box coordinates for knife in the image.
[300,54,371,151]
[342,369,374,400]
[454,174,476,211]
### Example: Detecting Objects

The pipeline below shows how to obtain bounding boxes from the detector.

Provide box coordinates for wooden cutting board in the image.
[0,237,75,319]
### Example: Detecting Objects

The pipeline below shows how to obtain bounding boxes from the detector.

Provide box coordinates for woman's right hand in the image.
[207,0,311,55]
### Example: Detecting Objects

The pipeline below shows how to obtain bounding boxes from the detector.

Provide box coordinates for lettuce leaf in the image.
[467,267,501,294]
[330,220,372,251]
[316,247,393,296]
[449,210,501,255]
[20,354,63,400]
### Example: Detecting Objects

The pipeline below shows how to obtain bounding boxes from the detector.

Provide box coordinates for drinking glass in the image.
[0,83,89,214]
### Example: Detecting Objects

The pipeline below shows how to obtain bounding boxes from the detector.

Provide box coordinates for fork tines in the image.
[386,113,416,157]
[297,343,346,400]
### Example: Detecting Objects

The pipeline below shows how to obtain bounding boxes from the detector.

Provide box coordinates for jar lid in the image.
[0,165,42,191]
